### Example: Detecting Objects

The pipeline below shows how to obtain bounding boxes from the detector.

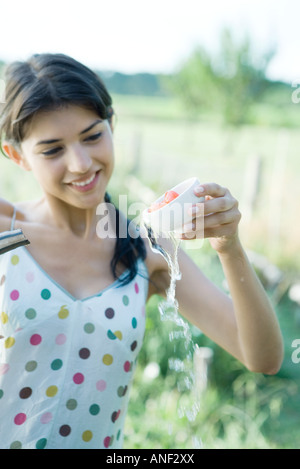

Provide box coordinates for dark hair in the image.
[0,53,114,145]
[0,53,146,285]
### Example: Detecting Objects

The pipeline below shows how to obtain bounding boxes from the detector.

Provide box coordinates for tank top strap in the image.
[10,206,17,231]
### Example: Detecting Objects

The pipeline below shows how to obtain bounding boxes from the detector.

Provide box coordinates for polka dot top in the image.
[0,214,148,449]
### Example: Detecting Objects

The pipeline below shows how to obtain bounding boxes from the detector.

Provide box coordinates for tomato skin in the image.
[164,190,179,203]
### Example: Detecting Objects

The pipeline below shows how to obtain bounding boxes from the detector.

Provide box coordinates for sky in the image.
[0,0,299,83]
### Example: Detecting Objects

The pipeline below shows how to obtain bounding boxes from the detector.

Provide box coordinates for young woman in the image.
[0,53,283,449]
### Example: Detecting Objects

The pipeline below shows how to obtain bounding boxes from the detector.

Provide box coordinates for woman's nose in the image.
[67,144,92,173]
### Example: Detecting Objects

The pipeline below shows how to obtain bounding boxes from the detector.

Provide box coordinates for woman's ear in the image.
[2,143,31,171]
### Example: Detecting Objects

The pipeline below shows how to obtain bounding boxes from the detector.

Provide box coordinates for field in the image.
[0,92,300,448]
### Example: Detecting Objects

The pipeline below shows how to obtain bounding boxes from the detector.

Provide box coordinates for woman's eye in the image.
[41,147,62,156]
[85,132,102,142]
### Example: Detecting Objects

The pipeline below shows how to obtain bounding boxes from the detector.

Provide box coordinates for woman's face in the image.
[19,105,115,209]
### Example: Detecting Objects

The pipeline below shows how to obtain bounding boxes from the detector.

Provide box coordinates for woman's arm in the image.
[159,182,283,375]
[217,237,284,374]
[175,242,283,374]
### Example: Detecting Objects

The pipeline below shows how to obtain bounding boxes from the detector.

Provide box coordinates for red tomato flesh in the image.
[148,190,179,212]
[164,190,179,204]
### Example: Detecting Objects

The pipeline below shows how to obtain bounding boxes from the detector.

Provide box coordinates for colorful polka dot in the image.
[41,289,51,300]
[0,389,4,399]
[40,412,52,424]
[105,307,115,319]
[107,329,123,340]
[1,311,8,324]
[131,340,137,351]
[11,255,19,265]
[58,305,69,319]
[19,387,32,399]
[46,385,58,397]
[117,385,128,397]
[36,438,47,449]
[107,329,116,340]
[25,308,36,320]
[102,354,113,366]
[40,412,53,425]
[96,380,107,391]
[55,333,67,345]
[30,334,42,346]
[124,361,131,372]
[5,337,15,348]
[82,430,93,442]
[0,364,10,375]
[14,413,27,425]
[0,275,5,286]
[84,322,95,333]
[79,348,90,359]
[10,441,22,449]
[51,359,63,371]
[66,399,77,410]
[132,317,137,328]
[111,410,121,422]
[114,330,123,340]
[134,282,139,294]
[59,425,71,437]
[10,290,19,301]
[122,295,129,306]
[89,404,100,415]
[73,372,84,384]
[25,360,37,372]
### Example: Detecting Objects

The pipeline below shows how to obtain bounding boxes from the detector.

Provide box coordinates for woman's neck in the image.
[38,195,101,240]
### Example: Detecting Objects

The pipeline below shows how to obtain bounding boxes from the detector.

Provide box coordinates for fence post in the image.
[193,345,214,394]
[241,154,263,225]
[268,129,289,251]
[131,131,142,175]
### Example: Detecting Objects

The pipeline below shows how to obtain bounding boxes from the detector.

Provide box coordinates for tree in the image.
[169,28,275,125]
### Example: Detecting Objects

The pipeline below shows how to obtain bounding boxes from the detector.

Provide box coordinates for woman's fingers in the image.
[179,182,241,240]
[194,183,235,215]
[202,206,239,228]
[194,182,226,198]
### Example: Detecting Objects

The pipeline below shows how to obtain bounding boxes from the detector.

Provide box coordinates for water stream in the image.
[141,223,202,446]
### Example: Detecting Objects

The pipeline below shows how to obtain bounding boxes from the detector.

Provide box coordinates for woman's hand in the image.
[180,182,242,254]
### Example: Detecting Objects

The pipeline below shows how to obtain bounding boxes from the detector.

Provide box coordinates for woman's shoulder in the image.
[0,198,15,231]
[0,198,32,232]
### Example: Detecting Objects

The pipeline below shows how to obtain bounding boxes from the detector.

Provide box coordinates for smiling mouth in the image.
[67,170,101,191]
[70,172,97,187]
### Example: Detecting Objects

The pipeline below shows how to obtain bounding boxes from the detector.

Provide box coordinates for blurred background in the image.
[0,0,300,449]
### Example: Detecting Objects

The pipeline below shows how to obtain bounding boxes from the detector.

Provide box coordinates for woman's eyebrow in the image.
[35,119,103,146]
[35,138,61,146]
[79,119,103,135]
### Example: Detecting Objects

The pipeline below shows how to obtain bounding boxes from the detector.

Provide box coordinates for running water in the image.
[140,221,202,438]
